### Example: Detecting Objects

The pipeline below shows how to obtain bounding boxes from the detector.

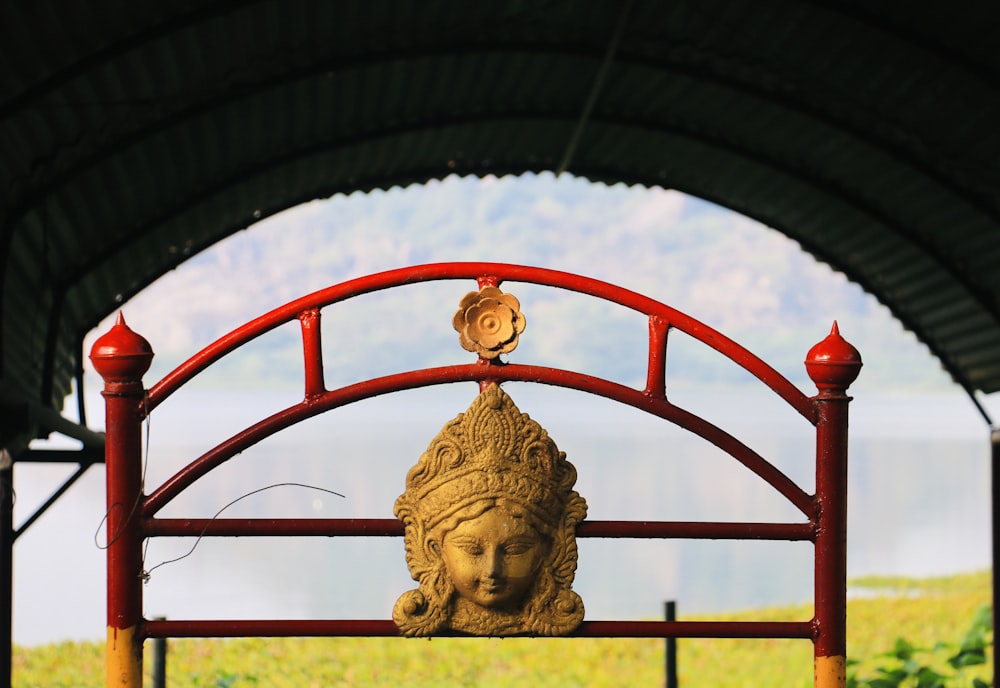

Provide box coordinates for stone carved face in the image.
[393,384,587,637]
[438,503,549,610]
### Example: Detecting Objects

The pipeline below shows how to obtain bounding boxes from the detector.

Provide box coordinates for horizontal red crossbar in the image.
[143,517,815,541]
[142,363,816,519]
[142,618,816,640]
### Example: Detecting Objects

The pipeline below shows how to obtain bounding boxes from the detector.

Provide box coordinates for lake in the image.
[12,385,993,646]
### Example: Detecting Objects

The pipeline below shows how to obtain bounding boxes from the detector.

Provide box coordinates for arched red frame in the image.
[90,262,860,688]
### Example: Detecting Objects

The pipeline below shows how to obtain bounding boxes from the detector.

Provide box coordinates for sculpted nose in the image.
[484,549,502,578]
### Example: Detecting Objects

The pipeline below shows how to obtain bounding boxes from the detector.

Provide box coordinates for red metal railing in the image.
[90,262,861,688]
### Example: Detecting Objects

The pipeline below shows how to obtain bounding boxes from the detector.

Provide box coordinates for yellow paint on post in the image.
[107,625,142,687]
[815,655,846,688]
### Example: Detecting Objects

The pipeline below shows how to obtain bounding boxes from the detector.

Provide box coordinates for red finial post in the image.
[90,313,153,688]
[806,322,861,688]
[805,321,862,396]
[90,312,154,384]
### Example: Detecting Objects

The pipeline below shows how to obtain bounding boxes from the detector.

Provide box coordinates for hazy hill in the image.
[86,173,951,395]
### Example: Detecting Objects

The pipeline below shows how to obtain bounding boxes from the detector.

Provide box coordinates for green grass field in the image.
[14,571,991,687]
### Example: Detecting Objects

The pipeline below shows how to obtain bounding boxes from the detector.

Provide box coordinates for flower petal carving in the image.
[453,286,526,359]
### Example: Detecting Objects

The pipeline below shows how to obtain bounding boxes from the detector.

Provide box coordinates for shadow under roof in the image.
[3,0,1000,444]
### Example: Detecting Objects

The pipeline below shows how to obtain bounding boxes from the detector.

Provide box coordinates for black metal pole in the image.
[991,430,999,688]
[1,453,13,688]
[151,617,167,688]
[665,600,678,688]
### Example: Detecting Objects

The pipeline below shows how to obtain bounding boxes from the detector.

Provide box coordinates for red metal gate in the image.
[90,262,860,687]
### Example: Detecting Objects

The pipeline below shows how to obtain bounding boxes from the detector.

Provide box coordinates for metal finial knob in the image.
[804,321,862,391]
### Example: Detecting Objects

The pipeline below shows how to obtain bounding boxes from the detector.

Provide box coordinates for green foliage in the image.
[847,604,992,688]
[12,571,992,687]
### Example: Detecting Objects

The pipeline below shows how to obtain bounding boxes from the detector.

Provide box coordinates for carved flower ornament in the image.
[452,286,526,359]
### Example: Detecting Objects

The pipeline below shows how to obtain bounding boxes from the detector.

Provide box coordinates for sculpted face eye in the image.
[503,539,535,555]
[451,537,484,556]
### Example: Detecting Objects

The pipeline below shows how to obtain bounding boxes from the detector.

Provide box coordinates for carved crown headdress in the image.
[395,384,580,532]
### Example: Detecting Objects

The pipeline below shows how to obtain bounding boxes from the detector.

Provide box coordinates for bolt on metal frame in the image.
[90,263,860,688]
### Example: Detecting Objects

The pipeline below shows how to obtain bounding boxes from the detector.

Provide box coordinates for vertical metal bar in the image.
[0,455,12,688]
[299,309,325,399]
[90,314,153,688]
[646,316,669,399]
[805,323,861,688]
[813,395,849,688]
[664,601,678,688]
[992,428,1000,688]
[77,335,89,428]
[101,379,146,687]
[151,618,166,688]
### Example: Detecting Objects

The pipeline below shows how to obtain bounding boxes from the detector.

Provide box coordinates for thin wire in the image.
[142,393,151,491]
[141,482,346,582]
[94,490,144,550]
[140,401,152,567]
[94,399,153,551]
[95,403,348,583]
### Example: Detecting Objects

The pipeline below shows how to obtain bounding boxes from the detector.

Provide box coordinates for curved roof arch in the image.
[3,0,1000,445]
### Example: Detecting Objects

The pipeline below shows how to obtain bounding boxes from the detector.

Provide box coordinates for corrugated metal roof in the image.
[2,0,1000,444]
